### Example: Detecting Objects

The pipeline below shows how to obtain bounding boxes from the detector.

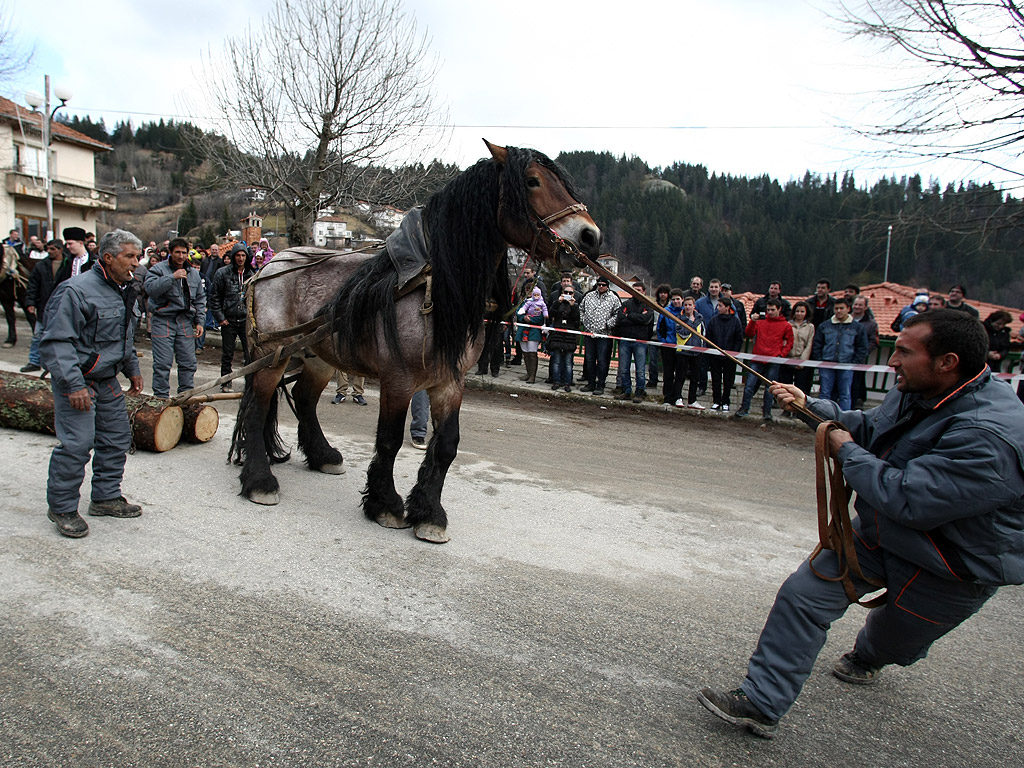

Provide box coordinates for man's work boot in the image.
[832,650,884,685]
[88,496,143,518]
[47,509,89,538]
[697,687,778,739]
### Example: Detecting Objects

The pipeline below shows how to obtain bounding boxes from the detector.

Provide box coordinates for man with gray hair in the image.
[39,229,145,538]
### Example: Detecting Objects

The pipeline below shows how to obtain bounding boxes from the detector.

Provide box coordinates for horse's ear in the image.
[483,139,507,165]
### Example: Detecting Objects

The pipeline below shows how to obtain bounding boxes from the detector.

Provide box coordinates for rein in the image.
[532,219,883,608]
[809,422,887,607]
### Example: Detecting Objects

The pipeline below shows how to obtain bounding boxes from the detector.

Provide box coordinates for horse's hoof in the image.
[320,462,346,475]
[248,490,280,506]
[375,512,411,529]
[414,523,450,544]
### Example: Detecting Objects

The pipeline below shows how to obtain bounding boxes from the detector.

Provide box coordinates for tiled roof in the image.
[735,282,1023,339]
[0,95,113,152]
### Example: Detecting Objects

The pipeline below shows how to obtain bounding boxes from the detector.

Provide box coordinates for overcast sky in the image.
[5,0,1017,190]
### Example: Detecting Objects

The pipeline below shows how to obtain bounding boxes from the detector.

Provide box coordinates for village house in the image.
[0,96,115,240]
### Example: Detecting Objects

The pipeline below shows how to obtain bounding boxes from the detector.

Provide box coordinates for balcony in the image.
[5,171,117,211]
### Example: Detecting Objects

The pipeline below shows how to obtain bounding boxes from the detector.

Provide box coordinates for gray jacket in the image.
[804,370,1024,586]
[144,260,206,324]
[40,265,141,393]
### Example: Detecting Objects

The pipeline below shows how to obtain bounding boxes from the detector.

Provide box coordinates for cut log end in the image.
[182,403,219,443]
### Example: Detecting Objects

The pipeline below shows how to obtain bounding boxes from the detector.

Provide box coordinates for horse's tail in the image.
[228,372,292,467]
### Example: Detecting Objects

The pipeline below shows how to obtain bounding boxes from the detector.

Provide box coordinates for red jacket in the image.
[745,315,794,357]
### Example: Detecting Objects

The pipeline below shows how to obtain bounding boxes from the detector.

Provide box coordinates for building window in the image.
[14,144,44,177]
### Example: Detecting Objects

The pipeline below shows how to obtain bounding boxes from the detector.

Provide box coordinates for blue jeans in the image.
[818,368,854,410]
[410,390,429,440]
[740,361,779,416]
[28,314,44,365]
[549,348,574,386]
[616,339,648,394]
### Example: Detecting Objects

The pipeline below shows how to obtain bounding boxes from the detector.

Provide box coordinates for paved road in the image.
[0,335,1021,767]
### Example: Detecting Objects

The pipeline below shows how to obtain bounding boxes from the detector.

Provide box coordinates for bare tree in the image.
[0,3,33,87]
[193,0,447,244]
[837,1,1024,178]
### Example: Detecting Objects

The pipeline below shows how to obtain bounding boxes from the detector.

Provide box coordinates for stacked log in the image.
[182,402,219,443]
[124,394,184,452]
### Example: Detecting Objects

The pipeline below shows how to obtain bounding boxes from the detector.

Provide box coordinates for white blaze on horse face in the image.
[551,214,601,257]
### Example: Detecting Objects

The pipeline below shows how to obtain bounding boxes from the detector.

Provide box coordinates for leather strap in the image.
[809,421,887,608]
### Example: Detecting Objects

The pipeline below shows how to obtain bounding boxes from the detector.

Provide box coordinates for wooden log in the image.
[0,370,57,435]
[124,395,184,452]
[0,371,183,452]
[181,402,219,444]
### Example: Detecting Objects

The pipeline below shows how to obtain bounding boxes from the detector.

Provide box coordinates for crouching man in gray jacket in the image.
[40,229,145,538]
[698,309,1024,738]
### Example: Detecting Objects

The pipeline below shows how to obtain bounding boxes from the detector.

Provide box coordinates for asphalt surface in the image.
[1,322,1022,767]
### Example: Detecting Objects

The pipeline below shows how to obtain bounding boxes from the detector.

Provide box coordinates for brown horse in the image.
[229,141,601,542]
[0,245,36,347]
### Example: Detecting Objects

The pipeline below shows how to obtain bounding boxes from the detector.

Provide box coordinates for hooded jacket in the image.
[805,370,1024,586]
[745,315,794,357]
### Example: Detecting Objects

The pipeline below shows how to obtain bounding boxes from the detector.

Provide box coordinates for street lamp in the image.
[24,76,72,240]
[883,224,893,283]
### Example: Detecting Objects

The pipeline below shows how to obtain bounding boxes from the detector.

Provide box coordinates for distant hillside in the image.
[557,151,1024,305]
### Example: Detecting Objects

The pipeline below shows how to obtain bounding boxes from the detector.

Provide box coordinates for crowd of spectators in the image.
[507,272,1024,416]
[8,226,1023,412]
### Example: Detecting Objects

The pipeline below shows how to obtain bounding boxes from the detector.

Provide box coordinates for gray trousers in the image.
[742,537,996,721]
[151,315,197,397]
[47,377,131,516]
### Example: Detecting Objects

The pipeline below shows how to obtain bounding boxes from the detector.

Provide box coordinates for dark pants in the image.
[696,353,709,394]
[779,364,813,395]
[660,347,677,403]
[584,336,612,388]
[477,319,502,375]
[709,356,737,406]
[672,352,700,404]
[851,370,868,406]
[220,319,250,376]
[742,538,996,721]
[648,345,661,388]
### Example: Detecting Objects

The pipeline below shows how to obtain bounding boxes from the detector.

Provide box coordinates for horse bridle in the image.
[526,203,590,265]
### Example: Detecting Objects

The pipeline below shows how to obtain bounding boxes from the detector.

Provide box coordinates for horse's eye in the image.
[527,177,541,188]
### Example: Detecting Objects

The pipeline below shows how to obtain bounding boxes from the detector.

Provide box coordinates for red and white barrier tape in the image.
[496,319,1023,381]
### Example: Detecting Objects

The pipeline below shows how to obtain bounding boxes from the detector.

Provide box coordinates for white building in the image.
[0,96,115,240]
[354,201,406,232]
[313,215,352,248]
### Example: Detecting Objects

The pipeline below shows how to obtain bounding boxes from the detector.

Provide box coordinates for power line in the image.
[65,106,826,132]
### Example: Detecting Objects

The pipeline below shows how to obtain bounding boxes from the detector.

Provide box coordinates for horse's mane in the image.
[328,146,577,377]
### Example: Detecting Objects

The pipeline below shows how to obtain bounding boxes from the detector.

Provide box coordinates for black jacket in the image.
[26,259,62,314]
[209,265,249,323]
[546,296,581,352]
[615,297,655,340]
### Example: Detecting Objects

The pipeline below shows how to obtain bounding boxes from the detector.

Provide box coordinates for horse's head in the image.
[485,140,602,270]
